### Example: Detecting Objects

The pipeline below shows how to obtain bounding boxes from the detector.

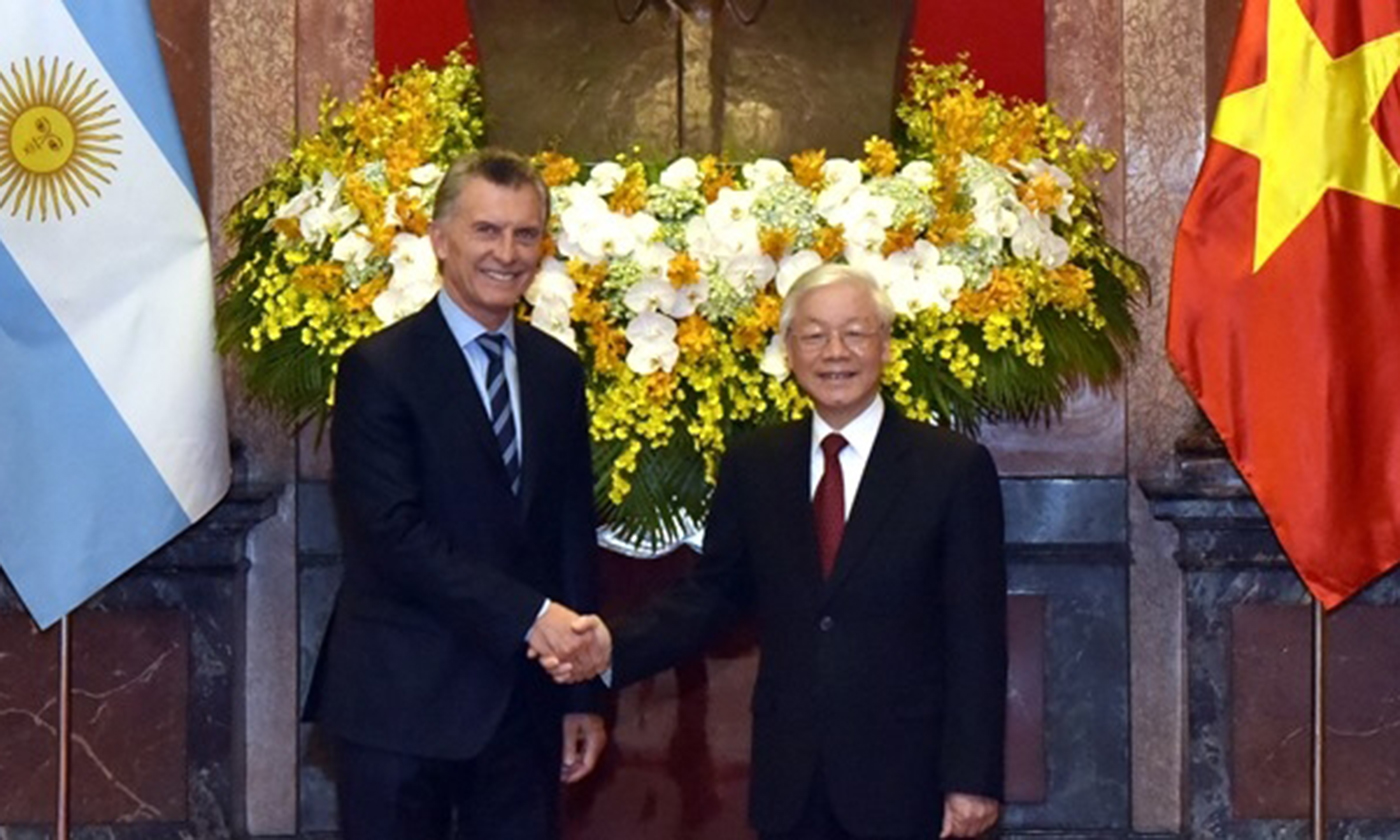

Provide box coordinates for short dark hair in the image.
[432,147,549,222]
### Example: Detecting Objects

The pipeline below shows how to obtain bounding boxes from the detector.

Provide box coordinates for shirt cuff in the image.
[524,598,551,641]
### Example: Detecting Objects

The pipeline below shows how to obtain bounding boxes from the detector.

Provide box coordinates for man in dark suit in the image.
[554,264,1006,839]
[307,149,608,840]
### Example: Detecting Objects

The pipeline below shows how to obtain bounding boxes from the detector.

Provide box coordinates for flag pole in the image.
[1311,597,1326,840]
[57,615,71,839]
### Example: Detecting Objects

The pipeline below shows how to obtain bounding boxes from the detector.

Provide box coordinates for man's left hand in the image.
[560,713,606,783]
[940,792,999,837]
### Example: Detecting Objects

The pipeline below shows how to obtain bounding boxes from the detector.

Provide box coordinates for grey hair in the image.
[778,264,896,336]
[431,147,550,223]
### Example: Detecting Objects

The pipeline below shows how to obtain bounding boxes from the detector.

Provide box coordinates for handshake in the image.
[526,602,613,684]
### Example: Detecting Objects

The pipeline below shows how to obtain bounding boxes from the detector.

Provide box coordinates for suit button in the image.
[818,616,834,632]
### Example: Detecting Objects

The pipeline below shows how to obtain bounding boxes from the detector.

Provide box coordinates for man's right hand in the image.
[527,604,611,683]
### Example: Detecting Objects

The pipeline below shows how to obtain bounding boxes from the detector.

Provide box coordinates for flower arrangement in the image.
[216,51,483,417]
[217,51,1144,549]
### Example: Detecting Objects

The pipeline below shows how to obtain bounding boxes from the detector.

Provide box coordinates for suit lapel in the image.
[823,408,914,600]
[772,418,826,598]
[414,305,512,489]
[514,322,548,511]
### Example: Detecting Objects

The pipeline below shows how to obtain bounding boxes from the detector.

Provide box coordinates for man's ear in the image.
[428,222,446,261]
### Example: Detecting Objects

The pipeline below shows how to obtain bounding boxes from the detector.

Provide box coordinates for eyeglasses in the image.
[789,327,883,354]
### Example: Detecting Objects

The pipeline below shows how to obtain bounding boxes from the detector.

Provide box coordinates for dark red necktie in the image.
[813,433,848,577]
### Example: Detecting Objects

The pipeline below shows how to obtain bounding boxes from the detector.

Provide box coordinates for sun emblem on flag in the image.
[0,56,122,222]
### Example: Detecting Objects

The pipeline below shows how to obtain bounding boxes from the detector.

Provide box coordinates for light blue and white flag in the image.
[0,1,230,629]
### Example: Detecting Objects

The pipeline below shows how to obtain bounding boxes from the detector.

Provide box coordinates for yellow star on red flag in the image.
[1211,0,1400,271]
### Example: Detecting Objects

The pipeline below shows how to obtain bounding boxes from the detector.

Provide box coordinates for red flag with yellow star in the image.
[1169,0,1400,607]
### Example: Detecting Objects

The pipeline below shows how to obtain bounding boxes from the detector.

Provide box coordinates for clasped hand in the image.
[526,602,612,683]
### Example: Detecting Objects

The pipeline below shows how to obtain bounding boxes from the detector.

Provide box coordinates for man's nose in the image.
[490,232,520,262]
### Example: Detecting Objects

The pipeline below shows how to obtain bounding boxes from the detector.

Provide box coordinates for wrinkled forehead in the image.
[451,177,546,225]
[789,284,884,328]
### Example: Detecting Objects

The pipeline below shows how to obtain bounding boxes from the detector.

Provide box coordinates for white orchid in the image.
[300,201,358,247]
[408,163,443,186]
[274,187,316,224]
[1011,209,1071,268]
[899,160,936,191]
[331,227,374,268]
[669,279,708,319]
[586,161,628,195]
[884,240,964,315]
[759,333,789,380]
[558,203,644,263]
[741,158,792,191]
[530,295,578,350]
[690,191,762,262]
[625,311,680,374]
[386,233,438,289]
[775,250,825,297]
[371,234,440,324]
[525,258,578,306]
[720,252,777,295]
[633,241,678,278]
[524,260,580,350]
[551,181,604,216]
[1015,159,1075,222]
[659,157,702,191]
[824,187,897,253]
[816,158,863,216]
[623,278,680,315]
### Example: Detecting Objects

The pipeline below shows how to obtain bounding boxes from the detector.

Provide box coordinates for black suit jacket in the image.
[307,301,597,760]
[613,405,1007,836]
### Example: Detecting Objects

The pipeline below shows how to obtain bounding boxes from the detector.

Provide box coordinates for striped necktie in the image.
[477,333,521,495]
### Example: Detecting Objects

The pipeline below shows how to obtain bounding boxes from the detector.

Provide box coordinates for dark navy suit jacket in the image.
[308,301,597,759]
[614,406,1007,836]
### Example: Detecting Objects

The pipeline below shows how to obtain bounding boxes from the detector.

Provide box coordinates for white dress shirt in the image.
[809,396,884,519]
[437,292,523,463]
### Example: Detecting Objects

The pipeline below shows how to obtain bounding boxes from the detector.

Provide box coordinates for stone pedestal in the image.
[1144,442,1400,840]
[0,484,278,839]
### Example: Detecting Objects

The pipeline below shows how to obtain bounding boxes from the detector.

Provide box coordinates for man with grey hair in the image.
[308,148,607,840]
[556,263,1008,838]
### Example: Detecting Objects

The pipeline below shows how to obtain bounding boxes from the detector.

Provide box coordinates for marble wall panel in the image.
[0,488,269,838]
[211,1,297,485]
[296,0,376,134]
[0,616,61,822]
[151,0,212,214]
[1232,604,1400,820]
[1123,0,1207,828]
[1188,566,1400,838]
[210,4,301,836]
[0,613,191,825]
[1006,596,1048,804]
[1002,558,1130,833]
[1230,604,1312,819]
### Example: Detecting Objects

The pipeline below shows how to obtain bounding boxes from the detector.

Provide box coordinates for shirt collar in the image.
[437,290,517,349]
[811,396,884,456]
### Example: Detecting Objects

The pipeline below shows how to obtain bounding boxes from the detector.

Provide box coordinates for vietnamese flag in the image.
[1168,0,1400,607]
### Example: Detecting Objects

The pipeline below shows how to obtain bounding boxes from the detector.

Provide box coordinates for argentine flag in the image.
[0,2,230,629]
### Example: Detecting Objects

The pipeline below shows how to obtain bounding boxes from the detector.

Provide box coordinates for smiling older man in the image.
[562,263,1009,839]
